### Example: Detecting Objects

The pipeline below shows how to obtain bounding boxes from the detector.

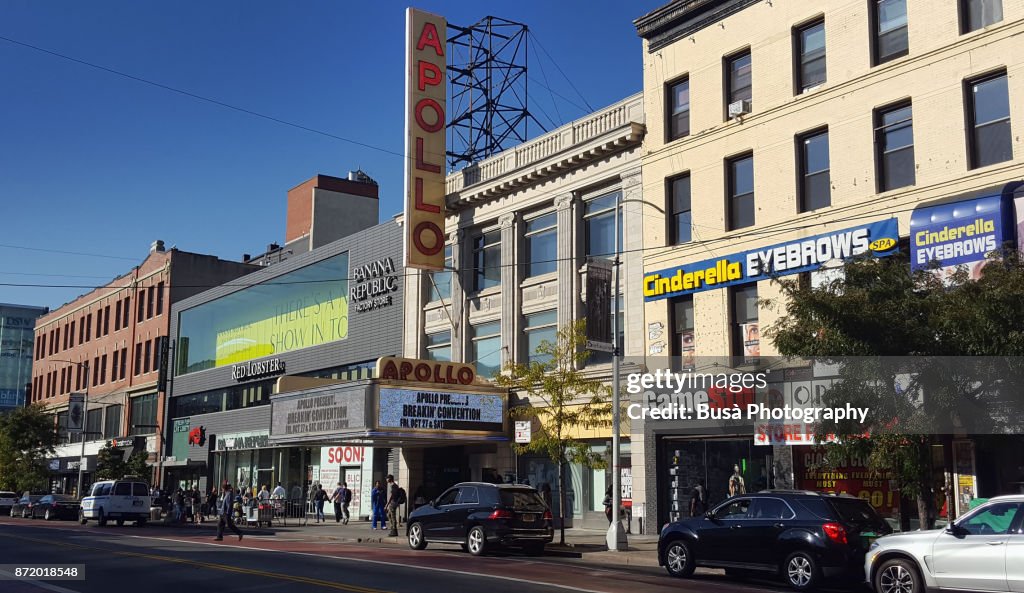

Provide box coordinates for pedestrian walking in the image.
[370,480,387,530]
[603,485,613,523]
[206,488,218,521]
[331,482,344,523]
[191,488,202,524]
[339,482,352,524]
[689,481,707,517]
[385,474,402,537]
[173,488,185,523]
[215,484,243,542]
[314,485,328,523]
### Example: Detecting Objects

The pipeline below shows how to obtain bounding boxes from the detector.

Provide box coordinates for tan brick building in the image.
[631,0,1024,528]
[32,242,253,495]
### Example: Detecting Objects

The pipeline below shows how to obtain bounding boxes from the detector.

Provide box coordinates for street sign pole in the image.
[606,194,627,551]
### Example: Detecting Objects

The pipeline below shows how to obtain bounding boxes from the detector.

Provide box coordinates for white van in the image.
[80,479,151,526]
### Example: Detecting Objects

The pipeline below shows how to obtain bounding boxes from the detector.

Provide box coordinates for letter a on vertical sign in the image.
[404,8,447,271]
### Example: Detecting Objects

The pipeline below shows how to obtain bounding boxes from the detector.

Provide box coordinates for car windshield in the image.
[498,489,547,511]
[828,498,888,531]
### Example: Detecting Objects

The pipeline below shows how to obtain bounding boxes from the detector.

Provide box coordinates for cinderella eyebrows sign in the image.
[404,8,447,271]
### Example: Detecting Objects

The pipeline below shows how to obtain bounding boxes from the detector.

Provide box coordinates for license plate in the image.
[522,514,536,522]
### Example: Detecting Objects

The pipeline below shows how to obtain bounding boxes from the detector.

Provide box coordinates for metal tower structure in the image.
[446,16,540,171]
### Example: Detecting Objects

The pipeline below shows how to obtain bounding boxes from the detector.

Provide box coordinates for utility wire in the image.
[528,31,594,112]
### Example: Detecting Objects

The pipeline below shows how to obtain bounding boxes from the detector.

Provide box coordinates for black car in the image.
[407,482,553,556]
[30,494,81,521]
[658,490,892,591]
[10,494,43,518]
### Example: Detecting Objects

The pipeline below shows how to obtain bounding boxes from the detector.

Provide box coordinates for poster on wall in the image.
[620,467,632,509]
[681,331,695,370]
[910,194,1010,283]
[741,322,760,364]
[345,469,362,517]
[793,450,897,517]
[953,439,977,517]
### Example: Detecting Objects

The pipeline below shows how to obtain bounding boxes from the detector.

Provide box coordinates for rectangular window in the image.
[86,408,102,442]
[75,365,81,391]
[70,320,76,347]
[99,354,107,384]
[79,318,85,344]
[429,244,453,302]
[156,282,165,315]
[103,305,110,336]
[103,404,122,439]
[523,310,558,365]
[111,350,119,382]
[728,154,756,230]
[152,337,163,372]
[92,357,99,387]
[875,102,915,191]
[731,285,759,360]
[146,287,154,319]
[144,340,152,373]
[115,301,122,331]
[961,0,1002,33]
[59,368,66,394]
[525,212,557,277]
[796,19,826,93]
[85,313,91,342]
[134,343,142,376]
[726,50,752,117]
[122,296,130,328]
[425,330,452,362]
[584,191,623,258]
[54,327,61,353]
[62,325,68,351]
[873,0,909,65]
[138,291,146,321]
[667,77,690,140]
[95,309,103,337]
[968,71,1012,169]
[471,321,502,378]
[472,230,501,292]
[120,347,127,380]
[799,129,831,212]
[129,393,158,435]
[668,174,692,245]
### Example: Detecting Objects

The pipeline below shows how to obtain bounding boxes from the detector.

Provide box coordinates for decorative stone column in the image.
[448,229,465,361]
[619,168,643,359]
[555,192,577,330]
[498,212,517,369]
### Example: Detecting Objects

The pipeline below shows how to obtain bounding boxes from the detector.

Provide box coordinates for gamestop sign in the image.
[404,8,447,271]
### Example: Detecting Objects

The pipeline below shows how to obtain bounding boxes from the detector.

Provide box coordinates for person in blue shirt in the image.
[370,480,387,530]
[215,484,243,542]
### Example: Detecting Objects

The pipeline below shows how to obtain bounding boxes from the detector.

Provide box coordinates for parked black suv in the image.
[407,482,553,556]
[658,490,891,590]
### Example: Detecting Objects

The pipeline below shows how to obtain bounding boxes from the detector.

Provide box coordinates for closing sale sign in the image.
[644,219,899,301]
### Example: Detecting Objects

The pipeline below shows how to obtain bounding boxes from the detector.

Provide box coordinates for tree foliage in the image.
[495,320,612,544]
[95,443,150,482]
[0,404,59,493]
[765,251,1024,528]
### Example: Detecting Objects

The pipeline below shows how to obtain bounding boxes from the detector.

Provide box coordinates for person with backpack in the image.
[385,474,404,537]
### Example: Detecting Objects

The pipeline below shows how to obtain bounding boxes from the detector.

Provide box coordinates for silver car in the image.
[865,495,1024,593]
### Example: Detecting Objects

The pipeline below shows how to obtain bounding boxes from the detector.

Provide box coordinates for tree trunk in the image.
[558,458,567,545]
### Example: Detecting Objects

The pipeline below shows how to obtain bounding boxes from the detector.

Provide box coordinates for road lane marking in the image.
[5,534,388,593]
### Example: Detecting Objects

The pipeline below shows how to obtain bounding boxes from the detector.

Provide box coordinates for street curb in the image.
[146,522,275,536]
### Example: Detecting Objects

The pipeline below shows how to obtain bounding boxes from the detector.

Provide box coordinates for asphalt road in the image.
[0,517,800,593]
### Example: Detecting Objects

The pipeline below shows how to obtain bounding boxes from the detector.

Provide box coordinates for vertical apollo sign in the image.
[404,8,447,271]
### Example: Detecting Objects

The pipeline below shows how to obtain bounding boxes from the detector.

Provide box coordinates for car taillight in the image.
[542,510,552,521]
[822,522,848,544]
[489,509,514,520]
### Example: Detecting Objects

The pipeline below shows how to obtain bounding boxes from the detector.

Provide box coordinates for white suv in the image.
[865,494,1024,593]
[80,479,152,526]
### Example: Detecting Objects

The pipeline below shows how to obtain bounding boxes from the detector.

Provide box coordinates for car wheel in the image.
[8,508,13,518]
[97,510,107,527]
[876,558,921,593]
[79,511,87,525]
[783,551,820,591]
[44,509,52,521]
[664,539,696,578]
[466,526,487,556]
[408,522,427,550]
[522,542,545,556]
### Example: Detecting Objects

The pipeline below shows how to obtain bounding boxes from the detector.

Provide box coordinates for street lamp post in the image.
[606,194,627,551]
[52,360,89,498]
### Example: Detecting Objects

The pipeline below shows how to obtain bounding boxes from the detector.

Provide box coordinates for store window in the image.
[727,154,755,230]
[795,19,826,93]
[968,71,1012,169]
[584,191,622,258]
[425,330,452,362]
[472,231,501,292]
[799,129,831,212]
[523,310,557,365]
[668,174,692,245]
[961,0,1002,33]
[525,212,557,277]
[667,77,690,140]
[873,0,909,65]
[471,321,501,378]
[875,102,915,191]
[429,244,453,302]
[731,285,759,362]
[129,393,158,435]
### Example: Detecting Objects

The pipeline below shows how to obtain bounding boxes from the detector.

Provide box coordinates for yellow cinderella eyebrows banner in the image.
[214,287,349,367]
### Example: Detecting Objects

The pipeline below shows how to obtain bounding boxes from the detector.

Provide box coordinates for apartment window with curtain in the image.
[429,244,453,302]
[525,212,557,277]
[799,129,831,212]
[731,285,759,361]
[873,0,909,65]
[725,50,752,117]
[129,393,158,435]
[667,77,690,140]
[727,154,755,230]
[425,330,452,362]
[875,102,915,191]
[795,19,826,93]
[470,321,501,378]
[103,404,122,439]
[472,230,501,292]
[523,310,557,365]
[584,191,622,258]
[968,71,1012,169]
[668,174,692,245]
[961,0,1002,33]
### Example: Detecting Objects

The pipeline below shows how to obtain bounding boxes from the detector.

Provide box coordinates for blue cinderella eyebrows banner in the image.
[910,193,1014,279]
[643,218,899,301]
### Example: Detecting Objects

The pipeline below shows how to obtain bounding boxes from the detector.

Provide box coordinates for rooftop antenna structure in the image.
[446,16,542,171]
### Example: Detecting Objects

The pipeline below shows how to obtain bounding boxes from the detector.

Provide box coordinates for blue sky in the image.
[0,0,658,310]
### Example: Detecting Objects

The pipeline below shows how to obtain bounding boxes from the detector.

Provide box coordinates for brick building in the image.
[32,241,254,495]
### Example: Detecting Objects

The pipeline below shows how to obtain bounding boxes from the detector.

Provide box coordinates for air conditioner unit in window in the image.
[728,99,752,118]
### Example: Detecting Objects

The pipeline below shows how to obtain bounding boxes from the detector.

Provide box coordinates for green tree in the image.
[95,444,149,482]
[765,251,1024,529]
[0,404,59,493]
[495,320,613,545]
